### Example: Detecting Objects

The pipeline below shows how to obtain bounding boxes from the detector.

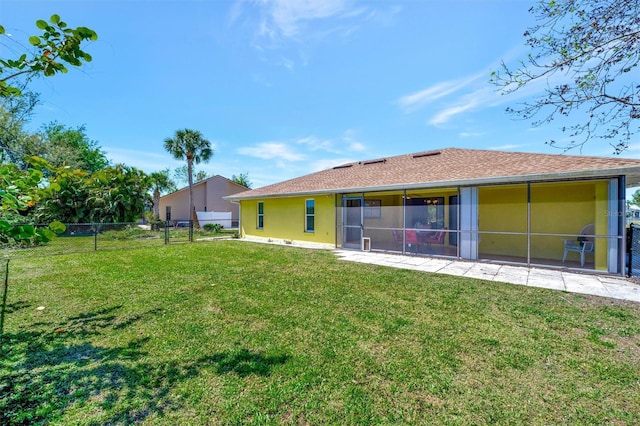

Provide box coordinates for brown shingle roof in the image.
[228,148,640,200]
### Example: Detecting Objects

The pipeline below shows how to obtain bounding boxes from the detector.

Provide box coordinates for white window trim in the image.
[305,199,315,233]
[257,201,264,230]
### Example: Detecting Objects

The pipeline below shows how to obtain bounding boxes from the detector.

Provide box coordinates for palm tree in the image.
[163,129,213,225]
[149,169,176,220]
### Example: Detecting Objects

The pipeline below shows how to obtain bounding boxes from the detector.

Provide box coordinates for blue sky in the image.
[2,0,638,191]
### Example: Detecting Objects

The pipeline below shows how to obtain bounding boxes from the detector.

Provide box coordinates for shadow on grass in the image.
[1,300,31,315]
[0,306,290,425]
[205,348,291,377]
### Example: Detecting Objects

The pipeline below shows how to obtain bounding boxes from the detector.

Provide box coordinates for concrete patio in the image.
[334,250,640,303]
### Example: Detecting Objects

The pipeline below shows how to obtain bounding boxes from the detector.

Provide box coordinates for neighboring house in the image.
[227,148,640,275]
[159,175,248,226]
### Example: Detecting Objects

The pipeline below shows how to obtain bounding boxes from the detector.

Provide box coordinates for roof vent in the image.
[412,150,441,159]
[333,163,354,169]
[362,158,386,166]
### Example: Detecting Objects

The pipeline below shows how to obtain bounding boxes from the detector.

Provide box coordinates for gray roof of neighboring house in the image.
[227,148,640,201]
[161,174,249,198]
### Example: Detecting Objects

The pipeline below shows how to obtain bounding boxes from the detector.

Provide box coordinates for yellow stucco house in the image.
[159,175,248,226]
[226,148,640,275]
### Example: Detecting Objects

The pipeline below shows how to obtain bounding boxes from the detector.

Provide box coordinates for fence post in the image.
[94,226,98,251]
[1,259,9,337]
[165,221,169,245]
[628,223,634,277]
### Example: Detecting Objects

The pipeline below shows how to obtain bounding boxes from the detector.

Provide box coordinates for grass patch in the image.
[1,241,640,424]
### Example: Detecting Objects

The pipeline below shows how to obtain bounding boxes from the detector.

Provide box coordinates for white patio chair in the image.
[562,223,595,267]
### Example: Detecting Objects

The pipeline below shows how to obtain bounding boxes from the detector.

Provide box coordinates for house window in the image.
[364,199,381,218]
[166,206,171,221]
[305,199,315,232]
[257,201,264,229]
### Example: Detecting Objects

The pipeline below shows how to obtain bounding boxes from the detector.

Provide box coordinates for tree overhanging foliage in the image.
[173,165,209,188]
[232,172,252,189]
[0,15,97,245]
[0,157,65,246]
[0,15,148,237]
[0,14,97,98]
[491,0,639,153]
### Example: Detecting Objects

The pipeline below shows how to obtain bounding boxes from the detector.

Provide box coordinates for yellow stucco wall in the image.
[240,195,336,245]
[478,180,609,269]
[478,185,528,258]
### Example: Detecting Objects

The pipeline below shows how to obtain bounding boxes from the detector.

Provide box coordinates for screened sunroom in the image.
[336,177,626,274]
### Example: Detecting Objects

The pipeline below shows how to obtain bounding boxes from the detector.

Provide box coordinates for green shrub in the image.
[101,226,159,240]
[203,223,224,233]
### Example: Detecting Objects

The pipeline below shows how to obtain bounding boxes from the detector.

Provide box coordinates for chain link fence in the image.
[628,223,640,277]
[1,221,235,259]
[1,259,8,336]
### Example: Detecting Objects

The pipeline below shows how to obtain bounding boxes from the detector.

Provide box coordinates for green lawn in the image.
[1,241,639,425]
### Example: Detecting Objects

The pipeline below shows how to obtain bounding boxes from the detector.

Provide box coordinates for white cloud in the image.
[268,0,352,38]
[295,131,367,154]
[235,0,376,50]
[363,5,402,27]
[252,0,354,38]
[487,144,525,150]
[397,72,485,113]
[296,136,337,152]
[428,103,478,126]
[227,0,245,26]
[349,141,366,152]
[427,85,502,126]
[236,131,368,185]
[397,82,462,112]
[458,131,484,138]
[341,128,367,152]
[237,142,305,161]
[230,1,396,71]
[396,44,581,128]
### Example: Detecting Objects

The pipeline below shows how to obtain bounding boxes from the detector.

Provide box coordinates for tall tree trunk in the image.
[187,155,194,224]
[153,188,160,220]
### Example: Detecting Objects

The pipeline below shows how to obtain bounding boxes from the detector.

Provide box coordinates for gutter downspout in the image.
[230,200,241,238]
[619,175,626,275]
[335,194,338,249]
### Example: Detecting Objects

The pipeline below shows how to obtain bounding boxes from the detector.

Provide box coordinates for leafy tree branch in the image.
[0,14,97,97]
[491,0,639,153]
